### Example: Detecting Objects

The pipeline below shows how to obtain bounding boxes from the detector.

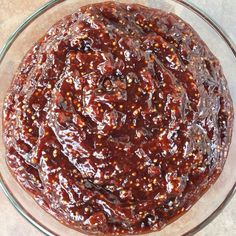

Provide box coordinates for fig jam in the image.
[3,2,233,235]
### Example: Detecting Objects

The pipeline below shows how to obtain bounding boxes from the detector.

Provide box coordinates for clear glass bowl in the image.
[0,0,235,235]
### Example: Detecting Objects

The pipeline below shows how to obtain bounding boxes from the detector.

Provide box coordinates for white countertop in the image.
[0,0,235,235]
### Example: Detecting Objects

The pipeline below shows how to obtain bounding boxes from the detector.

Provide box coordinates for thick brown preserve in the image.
[3,2,233,235]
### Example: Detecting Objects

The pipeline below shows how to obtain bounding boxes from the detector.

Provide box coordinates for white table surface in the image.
[0,0,235,235]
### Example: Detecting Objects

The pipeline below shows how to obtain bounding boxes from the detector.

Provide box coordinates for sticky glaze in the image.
[3,2,233,235]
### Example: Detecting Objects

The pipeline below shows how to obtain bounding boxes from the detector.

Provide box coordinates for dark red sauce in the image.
[3,2,233,235]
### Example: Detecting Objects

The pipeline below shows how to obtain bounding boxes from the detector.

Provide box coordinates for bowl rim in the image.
[0,0,235,235]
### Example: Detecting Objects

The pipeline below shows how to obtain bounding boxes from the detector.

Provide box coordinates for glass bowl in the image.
[0,0,235,235]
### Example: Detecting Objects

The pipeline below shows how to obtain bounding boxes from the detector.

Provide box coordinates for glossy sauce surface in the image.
[3,2,233,235]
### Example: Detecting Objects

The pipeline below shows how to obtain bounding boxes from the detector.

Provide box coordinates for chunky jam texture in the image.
[3,2,233,235]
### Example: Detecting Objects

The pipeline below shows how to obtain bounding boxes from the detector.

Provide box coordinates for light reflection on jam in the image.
[3,2,233,235]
